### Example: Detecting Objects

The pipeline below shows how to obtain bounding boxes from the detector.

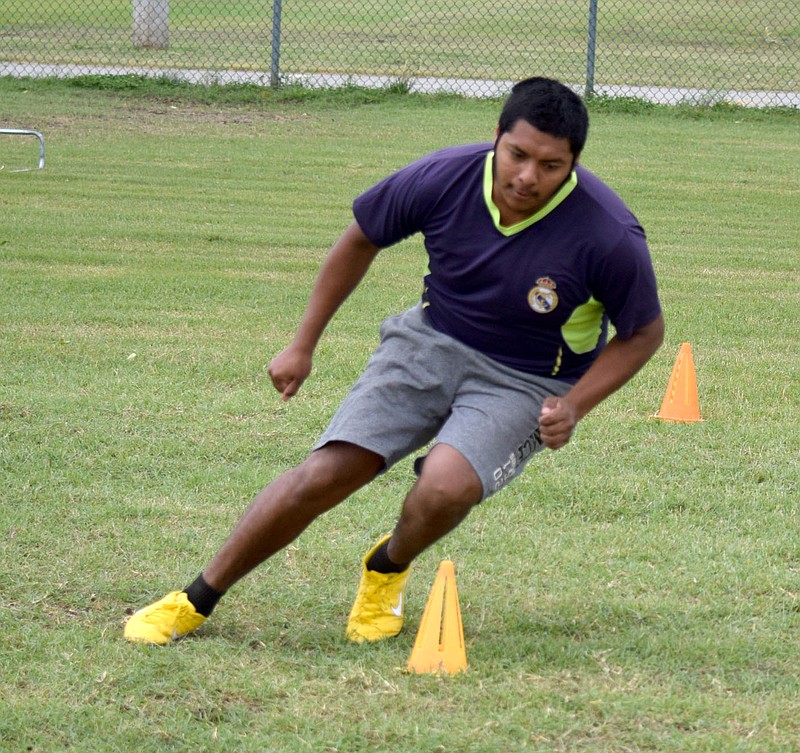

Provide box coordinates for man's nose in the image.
[519,161,538,186]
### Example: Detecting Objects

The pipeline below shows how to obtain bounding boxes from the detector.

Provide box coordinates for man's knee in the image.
[295,441,384,497]
[414,444,483,515]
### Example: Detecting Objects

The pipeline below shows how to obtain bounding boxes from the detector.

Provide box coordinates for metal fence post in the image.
[270,0,283,87]
[584,0,599,98]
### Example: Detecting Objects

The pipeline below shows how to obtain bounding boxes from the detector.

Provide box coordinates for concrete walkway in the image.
[2,61,798,108]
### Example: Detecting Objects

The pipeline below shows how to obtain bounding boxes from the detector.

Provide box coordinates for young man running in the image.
[124,77,664,646]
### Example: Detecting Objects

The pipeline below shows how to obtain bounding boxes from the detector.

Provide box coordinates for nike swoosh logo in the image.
[391,595,403,617]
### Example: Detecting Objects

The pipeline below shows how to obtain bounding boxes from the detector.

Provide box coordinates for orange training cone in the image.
[655,342,702,422]
[407,560,467,675]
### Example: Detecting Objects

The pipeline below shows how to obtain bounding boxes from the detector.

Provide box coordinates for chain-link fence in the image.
[2,0,798,107]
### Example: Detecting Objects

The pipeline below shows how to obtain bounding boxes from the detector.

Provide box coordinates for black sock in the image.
[366,539,409,574]
[183,573,225,617]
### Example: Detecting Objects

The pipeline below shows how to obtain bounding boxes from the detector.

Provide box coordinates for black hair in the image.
[497,77,589,157]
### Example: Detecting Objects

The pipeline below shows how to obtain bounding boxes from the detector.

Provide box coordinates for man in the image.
[124,77,664,646]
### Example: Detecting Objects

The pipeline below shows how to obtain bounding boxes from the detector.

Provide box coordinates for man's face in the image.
[492,119,576,225]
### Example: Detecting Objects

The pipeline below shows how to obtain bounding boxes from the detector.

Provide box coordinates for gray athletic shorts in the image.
[314,304,571,500]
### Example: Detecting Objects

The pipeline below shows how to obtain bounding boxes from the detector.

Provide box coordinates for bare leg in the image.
[386,443,482,565]
[203,441,384,592]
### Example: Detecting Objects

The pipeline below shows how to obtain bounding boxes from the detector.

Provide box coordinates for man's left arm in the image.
[538,313,665,450]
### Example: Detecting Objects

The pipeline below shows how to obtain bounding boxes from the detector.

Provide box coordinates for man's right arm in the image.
[267,220,381,400]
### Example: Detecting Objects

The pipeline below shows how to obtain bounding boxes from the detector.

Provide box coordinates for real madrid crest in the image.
[528,276,559,314]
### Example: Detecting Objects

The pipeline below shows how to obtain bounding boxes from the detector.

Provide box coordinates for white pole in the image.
[133,0,170,49]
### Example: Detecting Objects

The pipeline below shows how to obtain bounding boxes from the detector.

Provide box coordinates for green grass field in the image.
[1,77,799,752]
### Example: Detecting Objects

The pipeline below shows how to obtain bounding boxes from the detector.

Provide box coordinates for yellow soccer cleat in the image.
[346,535,411,643]
[124,591,206,645]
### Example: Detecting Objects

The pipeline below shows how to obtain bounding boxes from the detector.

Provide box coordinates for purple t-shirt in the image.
[353,143,661,383]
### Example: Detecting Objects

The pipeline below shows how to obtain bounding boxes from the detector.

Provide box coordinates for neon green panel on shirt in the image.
[562,296,605,354]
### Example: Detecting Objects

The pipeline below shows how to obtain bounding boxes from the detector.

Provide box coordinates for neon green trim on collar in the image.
[483,151,577,236]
